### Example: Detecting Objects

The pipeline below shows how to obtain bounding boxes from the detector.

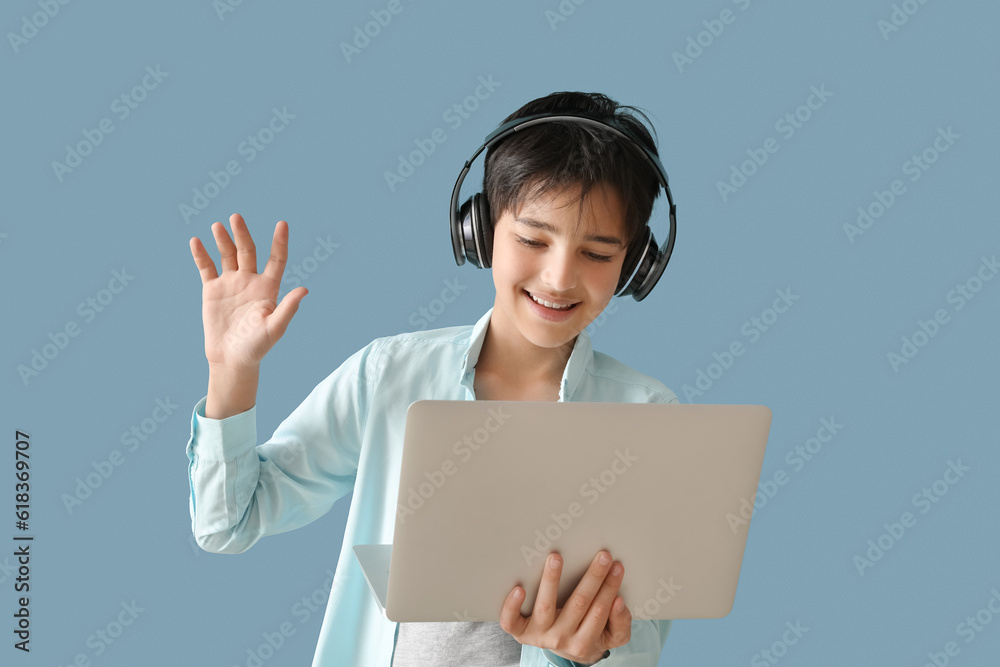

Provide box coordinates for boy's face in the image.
[489,181,628,352]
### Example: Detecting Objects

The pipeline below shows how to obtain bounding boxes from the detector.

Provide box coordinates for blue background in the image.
[2,0,998,665]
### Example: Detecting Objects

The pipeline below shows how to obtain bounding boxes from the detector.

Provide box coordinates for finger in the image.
[212,221,238,273]
[574,560,627,646]
[530,552,564,629]
[499,585,529,639]
[189,237,219,284]
[261,220,290,284]
[604,594,632,649]
[230,213,258,272]
[554,550,613,632]
[266,286,308,342]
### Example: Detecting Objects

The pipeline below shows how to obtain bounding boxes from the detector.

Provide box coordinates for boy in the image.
[187,91,679,666]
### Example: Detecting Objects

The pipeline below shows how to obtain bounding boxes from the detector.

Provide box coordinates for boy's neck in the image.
[474,311,576,399]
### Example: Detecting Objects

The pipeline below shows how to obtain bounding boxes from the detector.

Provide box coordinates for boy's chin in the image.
[519,330,581,351]
[514,310,592,348]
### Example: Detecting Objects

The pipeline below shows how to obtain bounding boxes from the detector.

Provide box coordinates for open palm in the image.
[189,214,307,371]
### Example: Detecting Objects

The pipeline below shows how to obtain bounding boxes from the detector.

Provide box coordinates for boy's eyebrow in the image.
[515,217,624,247]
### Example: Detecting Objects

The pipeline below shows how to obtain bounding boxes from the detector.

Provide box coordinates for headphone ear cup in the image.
[616,228,650,295]
[458,195,484,268]
[475,193,494,269]
[617,229,662,300]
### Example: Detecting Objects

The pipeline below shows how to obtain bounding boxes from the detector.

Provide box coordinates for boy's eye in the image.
[516,236,613,262]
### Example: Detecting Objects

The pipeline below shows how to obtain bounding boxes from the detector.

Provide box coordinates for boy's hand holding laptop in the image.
[357,399,772,660]
[500,549,630,664]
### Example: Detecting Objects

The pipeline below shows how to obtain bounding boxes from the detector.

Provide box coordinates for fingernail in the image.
[612,563,622,576]
[549,554,562,569]
[599,552,611,565]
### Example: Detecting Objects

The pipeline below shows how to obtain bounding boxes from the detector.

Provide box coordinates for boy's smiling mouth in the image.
[524,290,579,311]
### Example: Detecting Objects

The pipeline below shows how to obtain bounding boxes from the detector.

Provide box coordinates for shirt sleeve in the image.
[186,340,377,554]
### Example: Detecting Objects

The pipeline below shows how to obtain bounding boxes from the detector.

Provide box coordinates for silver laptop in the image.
[355,400,772,622]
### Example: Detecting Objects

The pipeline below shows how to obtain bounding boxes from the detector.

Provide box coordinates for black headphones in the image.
[449,112,677,302]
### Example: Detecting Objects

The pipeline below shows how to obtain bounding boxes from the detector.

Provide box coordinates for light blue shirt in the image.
[187,308,679,666]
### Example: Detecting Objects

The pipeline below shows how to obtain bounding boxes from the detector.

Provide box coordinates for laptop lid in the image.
[361,400,771,622]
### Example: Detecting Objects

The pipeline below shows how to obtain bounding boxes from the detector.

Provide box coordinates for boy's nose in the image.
[541,251,578,292]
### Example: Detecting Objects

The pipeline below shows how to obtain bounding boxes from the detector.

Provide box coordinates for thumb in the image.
[268,287,308,340]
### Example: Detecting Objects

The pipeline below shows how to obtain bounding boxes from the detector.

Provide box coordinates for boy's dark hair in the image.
[483,91,661,248]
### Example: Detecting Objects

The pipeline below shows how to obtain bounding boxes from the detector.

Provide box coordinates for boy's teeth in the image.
[530,293,572,310]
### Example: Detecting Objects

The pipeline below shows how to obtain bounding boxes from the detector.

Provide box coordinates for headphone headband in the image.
[449,111,677,301]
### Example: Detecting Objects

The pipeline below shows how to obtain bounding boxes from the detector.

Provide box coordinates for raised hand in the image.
[189,213,308,373]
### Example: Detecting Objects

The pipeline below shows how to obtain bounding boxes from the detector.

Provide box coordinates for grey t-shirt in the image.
[391,621,523,666]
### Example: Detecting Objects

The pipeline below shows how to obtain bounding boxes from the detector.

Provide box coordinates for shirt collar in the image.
[460,308,594,402]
